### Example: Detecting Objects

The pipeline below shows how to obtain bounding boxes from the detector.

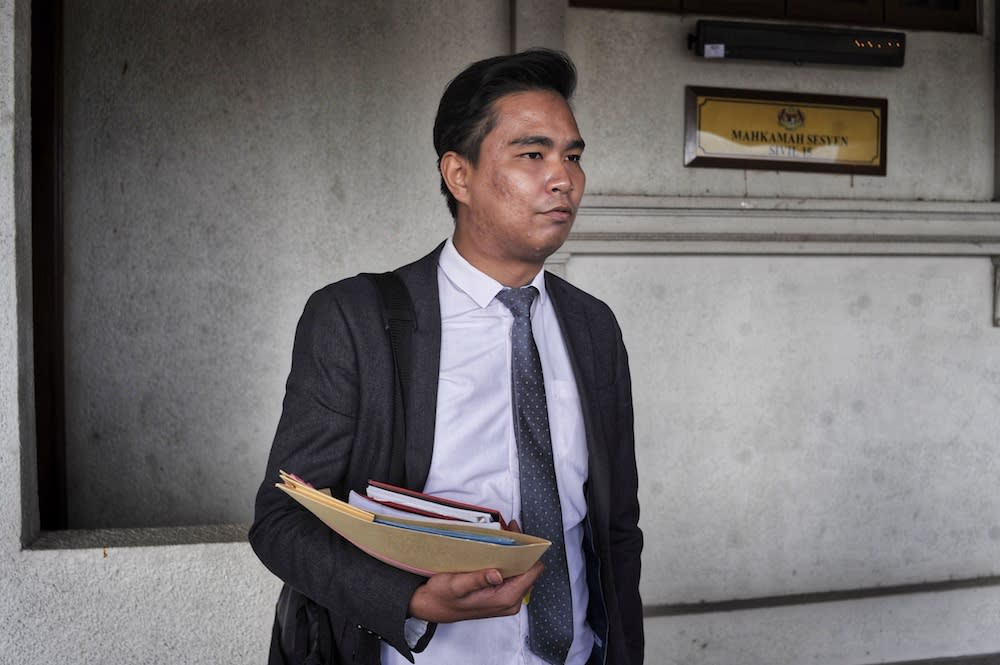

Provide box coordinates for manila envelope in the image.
[277,473,549,577]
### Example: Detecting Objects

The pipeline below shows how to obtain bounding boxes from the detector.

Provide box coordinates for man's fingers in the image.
[447,568,504,598]
[409,561,547,623]
[517,560,544,591]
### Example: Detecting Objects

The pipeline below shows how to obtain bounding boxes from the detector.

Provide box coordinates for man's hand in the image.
[407,560,544,623]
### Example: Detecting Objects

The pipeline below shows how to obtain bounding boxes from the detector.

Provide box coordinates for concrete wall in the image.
[3,0,1000,663]
[569,9,994,201]
[2,1,496,662]
[60,0,509,528]
[561,6,1000,664]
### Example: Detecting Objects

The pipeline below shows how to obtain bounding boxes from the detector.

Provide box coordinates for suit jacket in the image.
[250,243,643,664]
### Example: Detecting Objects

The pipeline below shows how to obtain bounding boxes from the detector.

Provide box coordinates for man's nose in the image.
[548,160,575,193]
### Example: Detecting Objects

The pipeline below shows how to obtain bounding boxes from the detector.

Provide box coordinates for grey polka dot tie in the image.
[495,286,573,665]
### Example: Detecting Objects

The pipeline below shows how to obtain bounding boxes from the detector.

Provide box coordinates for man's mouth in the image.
[541,206,574,222]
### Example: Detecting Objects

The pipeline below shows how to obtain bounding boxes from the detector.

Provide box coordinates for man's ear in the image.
[439,151,472,206]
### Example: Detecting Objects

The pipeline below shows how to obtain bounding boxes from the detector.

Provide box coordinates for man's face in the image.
[451,89,585,284]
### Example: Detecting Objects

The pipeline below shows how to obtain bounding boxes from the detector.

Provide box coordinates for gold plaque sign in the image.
[684,86,887,175]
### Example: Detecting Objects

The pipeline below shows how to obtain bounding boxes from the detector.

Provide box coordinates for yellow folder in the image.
[277,471,549,577]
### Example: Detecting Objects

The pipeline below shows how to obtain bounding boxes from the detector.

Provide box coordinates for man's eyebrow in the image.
[510,135,554,148]
[509,135,587,151]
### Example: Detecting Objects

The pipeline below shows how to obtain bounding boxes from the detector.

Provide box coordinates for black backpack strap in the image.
[368,271,415,486]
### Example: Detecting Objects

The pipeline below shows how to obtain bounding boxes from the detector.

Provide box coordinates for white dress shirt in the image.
[381,238,593,664]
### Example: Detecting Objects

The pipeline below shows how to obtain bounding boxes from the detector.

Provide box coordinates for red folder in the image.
[366,479,509,529]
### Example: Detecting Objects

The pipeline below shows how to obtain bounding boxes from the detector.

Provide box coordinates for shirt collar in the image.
[440,237,548,309]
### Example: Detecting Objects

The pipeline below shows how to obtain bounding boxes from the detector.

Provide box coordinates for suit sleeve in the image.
[610,320,645,665]
[248,285,425,661]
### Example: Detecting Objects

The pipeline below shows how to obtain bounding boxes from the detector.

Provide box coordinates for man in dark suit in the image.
[250,49,642,665]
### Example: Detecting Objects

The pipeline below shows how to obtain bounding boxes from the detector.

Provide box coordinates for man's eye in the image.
[567,154,582,163]
[521,152,543,159]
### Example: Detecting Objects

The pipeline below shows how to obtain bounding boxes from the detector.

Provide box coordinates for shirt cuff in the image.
[404,617,431,651]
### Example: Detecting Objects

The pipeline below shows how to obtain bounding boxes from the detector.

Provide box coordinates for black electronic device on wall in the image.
[689,20,906,68]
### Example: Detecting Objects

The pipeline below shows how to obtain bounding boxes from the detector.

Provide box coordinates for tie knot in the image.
[495,286,538,319]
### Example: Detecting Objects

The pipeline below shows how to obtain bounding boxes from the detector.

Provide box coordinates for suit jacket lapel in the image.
[397,244,444,490]
[545,273,609,477]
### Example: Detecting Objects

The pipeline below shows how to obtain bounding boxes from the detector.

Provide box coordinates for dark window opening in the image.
[32,0,67,531]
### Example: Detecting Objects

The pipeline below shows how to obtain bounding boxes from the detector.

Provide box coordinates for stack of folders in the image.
[277,471,549,577]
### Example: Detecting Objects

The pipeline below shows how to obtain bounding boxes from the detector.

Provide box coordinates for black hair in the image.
[432,48,578,218]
